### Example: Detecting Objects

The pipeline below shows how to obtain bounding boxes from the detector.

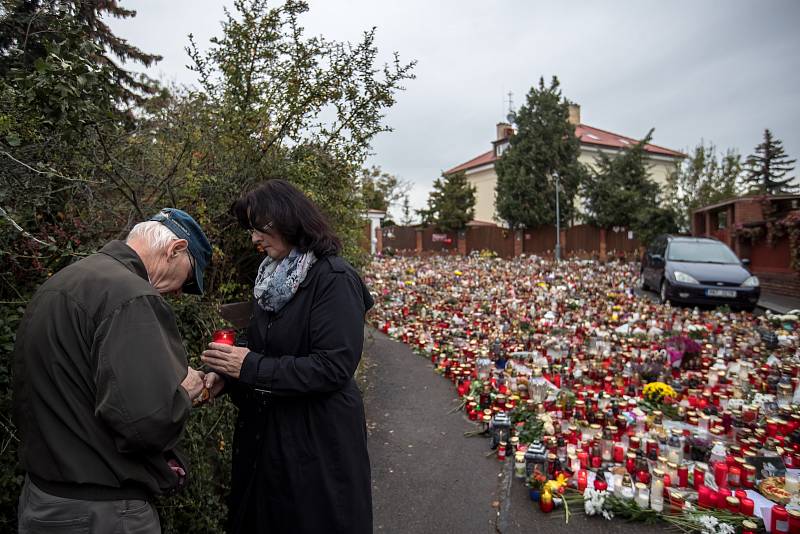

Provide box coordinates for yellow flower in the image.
[643,382,676,402]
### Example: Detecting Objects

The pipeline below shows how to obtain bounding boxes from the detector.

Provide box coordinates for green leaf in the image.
[34,57,48,73]
[5,132,21,146]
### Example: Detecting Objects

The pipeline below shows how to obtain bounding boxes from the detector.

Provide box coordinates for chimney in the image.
[568,104,581,126]
[496,122,513,141]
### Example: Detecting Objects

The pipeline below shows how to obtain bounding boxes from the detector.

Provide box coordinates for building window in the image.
[717,211,727,229]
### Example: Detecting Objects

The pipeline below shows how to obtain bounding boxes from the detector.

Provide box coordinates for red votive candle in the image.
[772,505,789,534]
[577,470,588,491]
[717,488,731,509]
[578,451,589,469]
[694,466,705,489]
[698,486,712,508]
[728,465,741,488]
[708,489,719,509]
[677,465,689,488]
[212,328,236,345]
[740,497,754,516]
[594,478,608,491]
[613,443,625,463]
[725,496,740,513]
[714,462,729,489]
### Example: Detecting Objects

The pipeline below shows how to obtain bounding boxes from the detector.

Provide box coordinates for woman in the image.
[201,180,374,534]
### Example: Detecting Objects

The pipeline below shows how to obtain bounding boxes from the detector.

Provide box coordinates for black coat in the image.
[226,255,374,534]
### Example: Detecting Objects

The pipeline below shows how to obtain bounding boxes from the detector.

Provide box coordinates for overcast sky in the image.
[109,1,800,220]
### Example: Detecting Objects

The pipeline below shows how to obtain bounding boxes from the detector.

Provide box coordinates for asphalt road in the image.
[361,327,666,534]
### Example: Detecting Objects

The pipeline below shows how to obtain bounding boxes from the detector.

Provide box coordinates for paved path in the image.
[361,327,663,534]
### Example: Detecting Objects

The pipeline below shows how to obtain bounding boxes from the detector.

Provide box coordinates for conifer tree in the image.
[418,172,475,232]
[0,0,162,103]
[495,76,583,229]
[401,194,413,225]
[743,129,797,194]
[582,129,660,230]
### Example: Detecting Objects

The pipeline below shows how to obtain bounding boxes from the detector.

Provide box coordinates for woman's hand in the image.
[201,343,249,379]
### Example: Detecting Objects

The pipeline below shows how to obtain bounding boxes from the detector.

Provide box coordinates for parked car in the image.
[640,235,760,312]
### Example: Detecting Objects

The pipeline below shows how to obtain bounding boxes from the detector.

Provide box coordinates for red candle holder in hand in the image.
[212,329,236,346]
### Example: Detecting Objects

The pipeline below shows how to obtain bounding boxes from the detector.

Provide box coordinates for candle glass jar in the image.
[650,469,665,512]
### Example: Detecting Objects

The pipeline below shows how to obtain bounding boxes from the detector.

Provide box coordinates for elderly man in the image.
[14,208,212,533]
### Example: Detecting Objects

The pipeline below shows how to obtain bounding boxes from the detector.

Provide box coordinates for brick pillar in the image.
[514,230,523,257]
[457,230,467,256]
[415,229,423,253]
[704,211,712,237]
[375,226,383,255]
[599,227,607,264]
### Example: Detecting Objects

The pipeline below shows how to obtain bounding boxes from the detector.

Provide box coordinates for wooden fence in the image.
[379,224,640,259]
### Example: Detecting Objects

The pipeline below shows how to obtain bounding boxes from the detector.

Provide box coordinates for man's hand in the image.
[201,343,249,379]
[181,366,206,400]
[204,372,226,400]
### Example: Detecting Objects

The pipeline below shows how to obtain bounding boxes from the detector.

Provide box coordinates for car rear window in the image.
[667,241,740,264]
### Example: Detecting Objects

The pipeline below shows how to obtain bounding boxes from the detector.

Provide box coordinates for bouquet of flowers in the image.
[665,335,702,370]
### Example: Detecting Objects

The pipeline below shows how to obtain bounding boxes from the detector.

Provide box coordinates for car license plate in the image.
[706,289,737,298]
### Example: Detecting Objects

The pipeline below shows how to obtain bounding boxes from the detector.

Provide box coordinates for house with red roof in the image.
[445,104,685,225]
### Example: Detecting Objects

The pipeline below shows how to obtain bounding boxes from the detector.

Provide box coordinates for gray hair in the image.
[126,221,180,250]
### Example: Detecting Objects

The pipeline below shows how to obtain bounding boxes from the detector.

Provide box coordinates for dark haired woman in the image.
[201,179,374,534]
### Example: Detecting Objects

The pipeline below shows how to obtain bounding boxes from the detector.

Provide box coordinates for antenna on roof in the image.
[505,91,515,124]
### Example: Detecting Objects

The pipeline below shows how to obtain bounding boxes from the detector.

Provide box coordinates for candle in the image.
[740,497,754,517]
[677,465,689,488]
[212,328,236,345]
[694,465,706,489]
[772,505,789,534]
[742,519,758,534]
[577,469,588,491]
[708,489,719,509]
[785,471,800,494]
[788,509,800,534]
[613,443,626,463]
[698,485,711,508]
[626,452,636,474]
[728,465,741,488]
[634,482,649,509]
[650,469,664,512]
[714,462,729,489]
[594,478,608,491]
[725,496,739,514]
[717,487,731,509]
[743,465,756,488]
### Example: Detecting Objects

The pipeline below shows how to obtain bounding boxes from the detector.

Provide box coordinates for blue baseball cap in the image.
[149,208,212,295]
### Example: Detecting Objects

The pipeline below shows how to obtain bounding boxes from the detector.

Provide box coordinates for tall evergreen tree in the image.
[418,171,475,232]
[400,194,413,225]
[582,129,660,230]
[495,76,584,229]
[743,129,797,194]
[0,0,162,103]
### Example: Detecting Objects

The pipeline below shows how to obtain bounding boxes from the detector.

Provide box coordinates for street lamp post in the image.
[554,172,561,261]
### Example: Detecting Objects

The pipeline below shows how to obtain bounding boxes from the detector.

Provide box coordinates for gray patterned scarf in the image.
[254,248,317,312]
